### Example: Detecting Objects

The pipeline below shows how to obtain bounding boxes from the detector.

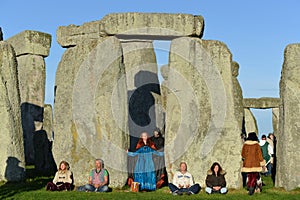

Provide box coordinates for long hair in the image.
[136,133,157,150]
[210,162,223,176]
[58,160,70,171]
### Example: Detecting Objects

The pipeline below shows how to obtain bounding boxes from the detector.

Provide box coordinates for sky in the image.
[1,0,300,136]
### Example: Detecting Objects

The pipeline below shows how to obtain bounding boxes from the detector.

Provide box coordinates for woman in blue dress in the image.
[127,132,164,191]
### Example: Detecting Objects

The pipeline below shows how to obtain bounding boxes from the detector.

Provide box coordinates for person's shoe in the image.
[177,191,183,195]
[172,190,178,195]
[248,187,255,195]
[186,191,193,195]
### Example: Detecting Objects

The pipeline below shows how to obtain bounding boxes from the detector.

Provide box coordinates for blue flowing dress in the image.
[128,146,164,191]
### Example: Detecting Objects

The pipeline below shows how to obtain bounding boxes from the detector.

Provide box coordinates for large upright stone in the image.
[164,37,243,189]
[0,41,25,181]
[121,41,163,150]
[53,36,128,187]
[272,108,279,137]
[244,108,258,136]
[57,13,204,47]
[7,31,51,164]
[277,43,300,190]
[43,104,53,141]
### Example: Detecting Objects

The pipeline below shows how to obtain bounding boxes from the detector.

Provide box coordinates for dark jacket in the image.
[205,169,226,188]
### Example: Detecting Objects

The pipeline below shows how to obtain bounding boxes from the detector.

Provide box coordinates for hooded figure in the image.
[205,162,227,194]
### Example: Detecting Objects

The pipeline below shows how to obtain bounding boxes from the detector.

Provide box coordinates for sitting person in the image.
[205,162,227,194]
[168,162,201,195]
[77,159,109,192]
[46,160,73,191]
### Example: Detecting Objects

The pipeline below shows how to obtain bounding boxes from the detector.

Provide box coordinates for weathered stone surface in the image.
[121,41,163,150]
[232,61,244,132]
[53,36,128,187]
[6,30,51,57]
[243,97,280,109]
[244,108,258,136]
[17,55,45,164]
[43,104,53,141]
[276,43,300,190]
[57,13,204,47]
[272,108,279,137]
[0,41,25,182]
[164,37,243,189]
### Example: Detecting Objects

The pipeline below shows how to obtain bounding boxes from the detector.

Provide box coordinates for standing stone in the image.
[164,37,243,188]
[0,41,25,181]
[277,43,300,190]
[7,31,51,164]
[121,41,163,150]
[272,108,279,137]
[57,13,204,47]
[53,36,128,187]
[244,108,258,136]
[43,104,54,141]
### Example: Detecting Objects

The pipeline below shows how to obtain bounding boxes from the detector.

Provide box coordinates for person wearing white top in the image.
[168,162,201,195]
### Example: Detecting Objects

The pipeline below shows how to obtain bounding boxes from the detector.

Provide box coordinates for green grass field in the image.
[1,167,299,200]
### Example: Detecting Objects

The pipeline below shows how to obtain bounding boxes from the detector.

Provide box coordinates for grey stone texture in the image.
[53,36,128,188]
[164,37,243,189]
[276,43,300,191]
[121,40,163,148]
[7,31,51,164]
[43,104,53,141]
[0,41,25,182]
[244,108,258,136]
[57,13,204,47]
[243,97,280,109]
[272,108,279,137]
[6,30,51,57]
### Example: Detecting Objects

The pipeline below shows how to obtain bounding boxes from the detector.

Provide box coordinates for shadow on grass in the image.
[0,166,53,200]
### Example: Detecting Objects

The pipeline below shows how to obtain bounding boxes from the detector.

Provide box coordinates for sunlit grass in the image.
[0,166,299,200]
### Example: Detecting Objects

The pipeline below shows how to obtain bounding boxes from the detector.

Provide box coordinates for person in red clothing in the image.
[241,132,266,195]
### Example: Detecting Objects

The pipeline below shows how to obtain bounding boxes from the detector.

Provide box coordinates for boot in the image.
[248,187,255,195]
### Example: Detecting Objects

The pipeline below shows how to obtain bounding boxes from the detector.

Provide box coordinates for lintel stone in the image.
[243,97,281,109]
[57,13,204,47]
[6,30,51,57]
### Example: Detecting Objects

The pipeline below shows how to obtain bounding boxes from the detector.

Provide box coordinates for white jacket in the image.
[172,171,194,188]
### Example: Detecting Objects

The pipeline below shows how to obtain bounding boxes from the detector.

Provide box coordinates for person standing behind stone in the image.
[168,162,201,195]
[259,134,273,176]
[205,162,227,194]
[76,159,109,192]
[241,132,266,195]
[151,128,165,151]
[46,161,73,191]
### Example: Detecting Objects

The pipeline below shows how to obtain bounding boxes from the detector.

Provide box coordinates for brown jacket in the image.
[241,141,266,172]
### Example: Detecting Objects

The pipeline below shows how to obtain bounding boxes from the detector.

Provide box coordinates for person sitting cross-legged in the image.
[205,162,228,194]
[168,162,201,195]
[76,159,109,192]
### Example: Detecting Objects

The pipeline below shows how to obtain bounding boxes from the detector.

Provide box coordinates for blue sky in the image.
[1,0,300,136]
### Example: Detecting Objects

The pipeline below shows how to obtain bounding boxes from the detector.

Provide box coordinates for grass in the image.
[1,166,300,200]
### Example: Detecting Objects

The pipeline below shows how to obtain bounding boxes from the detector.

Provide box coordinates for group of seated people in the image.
[46,129,228,195]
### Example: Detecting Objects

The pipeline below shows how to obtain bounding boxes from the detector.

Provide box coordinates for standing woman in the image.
[127,132,163,191]
[241,132,265,195]
[46,161,73,191]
